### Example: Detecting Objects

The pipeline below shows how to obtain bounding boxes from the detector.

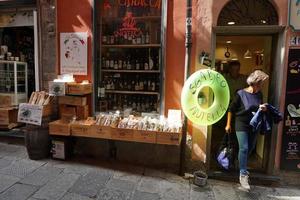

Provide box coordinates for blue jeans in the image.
[236,131,258,175]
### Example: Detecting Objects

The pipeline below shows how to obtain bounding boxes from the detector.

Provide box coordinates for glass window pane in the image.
[96,0,162,114]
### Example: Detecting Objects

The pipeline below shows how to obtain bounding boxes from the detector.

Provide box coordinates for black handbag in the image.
[216,134,236,170]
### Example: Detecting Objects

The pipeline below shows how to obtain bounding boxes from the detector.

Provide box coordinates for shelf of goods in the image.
[0,61,28,105]
[99,7,162,114]
[49,120,182,146]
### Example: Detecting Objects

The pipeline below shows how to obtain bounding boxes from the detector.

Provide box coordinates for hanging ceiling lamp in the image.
[244,49,252,59]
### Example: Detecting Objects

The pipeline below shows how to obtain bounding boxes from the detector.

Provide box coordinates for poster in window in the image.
[60,32,88,75]
[281,48,300,171]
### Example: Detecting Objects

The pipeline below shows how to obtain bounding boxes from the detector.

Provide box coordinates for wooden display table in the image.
[49,120,182,146]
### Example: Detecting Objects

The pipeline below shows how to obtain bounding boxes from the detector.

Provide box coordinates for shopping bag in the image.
[216,134,235,170]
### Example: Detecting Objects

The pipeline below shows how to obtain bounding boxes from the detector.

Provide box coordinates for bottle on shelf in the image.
[98,80,106,99]
[114,61,118,70]
[136,34,142,44]
[105,53,110,69]
[145,31,150,44]
[141,33,145,44]
[135,59,140,70]
[109,56,114,69]
[102,56,106,68]
[126,57,132,70]
[149,55,154,70]
[110,35,115,44]
[143,79,147,91]
[128,33,133,44]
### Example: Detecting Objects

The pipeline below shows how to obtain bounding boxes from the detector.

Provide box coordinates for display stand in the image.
[0,61,28,105]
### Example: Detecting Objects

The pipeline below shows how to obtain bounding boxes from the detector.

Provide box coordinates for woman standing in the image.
[225,70,269,190]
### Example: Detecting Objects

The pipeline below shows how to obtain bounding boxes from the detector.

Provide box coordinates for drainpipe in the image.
[179,0,192,176]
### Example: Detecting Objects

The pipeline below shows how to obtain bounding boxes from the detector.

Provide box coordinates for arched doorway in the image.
[210,0,283,176]
[217,0,278,26]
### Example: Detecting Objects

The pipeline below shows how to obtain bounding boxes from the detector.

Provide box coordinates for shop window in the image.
[0,11,35,105]
[96,0,163,114]
[217,0,278,26]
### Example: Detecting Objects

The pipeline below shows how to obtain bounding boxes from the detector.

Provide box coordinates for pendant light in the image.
[244,49,252,59]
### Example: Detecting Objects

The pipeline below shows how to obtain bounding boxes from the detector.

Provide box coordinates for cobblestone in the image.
[0,141,299,200]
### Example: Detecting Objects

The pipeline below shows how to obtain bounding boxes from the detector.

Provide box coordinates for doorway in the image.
[0,10,37,103]
[210,35,274,173]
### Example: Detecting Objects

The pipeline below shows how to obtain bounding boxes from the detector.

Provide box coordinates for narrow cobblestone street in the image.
[0,140,299,200]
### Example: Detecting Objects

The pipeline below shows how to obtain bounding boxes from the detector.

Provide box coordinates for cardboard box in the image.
[71,120,94,137]
[67,83,92,95]
[156,131,182,145]
[111,128,134,141]
[58,96,87,106]
[0,95,12,107]
[49,120,71,136]
[90,125,111,139]
[0,107,18,125]
[133,130,156,144]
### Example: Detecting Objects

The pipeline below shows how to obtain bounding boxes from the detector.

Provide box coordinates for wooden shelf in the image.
[102,44,161,48]
[289,45,300,49]
[105,90,159,95]
[102,69,160,73]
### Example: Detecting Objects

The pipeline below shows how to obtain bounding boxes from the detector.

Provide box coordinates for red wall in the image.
[56,0,190,115]
[56,0,92,82]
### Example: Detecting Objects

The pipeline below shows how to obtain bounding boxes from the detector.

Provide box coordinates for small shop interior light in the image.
[226,40,232,44]
[244,49,252,59]
[227,21,235,25]
[261,19,267,24]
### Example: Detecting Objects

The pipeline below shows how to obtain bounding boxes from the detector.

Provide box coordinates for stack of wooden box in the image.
[0,95,19,130]
[49,82,92,136]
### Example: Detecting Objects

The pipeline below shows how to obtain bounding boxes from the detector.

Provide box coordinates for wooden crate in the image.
[42,104,54,117]
[0,95,12,107]
[58,96,87,106]
[67,83,92,95]
[76,105,89,120]
[111,128,134,142]
[59,105,89,120]
[49,120,71,136]
[133,130,156,144]
[156,131,182,145]
[0,123,20,130]
[90,125,111,139]
[71,122,93,137]
[0,107,18,125]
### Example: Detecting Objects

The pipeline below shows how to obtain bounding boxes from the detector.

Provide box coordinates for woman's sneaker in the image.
[239,173,250,191]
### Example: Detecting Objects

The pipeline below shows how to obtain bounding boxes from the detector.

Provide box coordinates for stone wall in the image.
[37,0,57,91]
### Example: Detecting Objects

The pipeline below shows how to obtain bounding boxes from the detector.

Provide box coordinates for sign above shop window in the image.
[118,0,161,9]
[60,32,88,75]
[114,12,142,38]
[289,0,300,31]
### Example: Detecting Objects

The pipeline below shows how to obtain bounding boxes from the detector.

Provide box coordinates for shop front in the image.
[54,0,186,168]
[0,0,38,132]
[53,0,299,175]
[192,0,300,176]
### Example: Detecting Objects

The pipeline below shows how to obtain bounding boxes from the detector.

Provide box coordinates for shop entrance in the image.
[207,0,284,178]
[0,9,37,104]
[210,35,274,174]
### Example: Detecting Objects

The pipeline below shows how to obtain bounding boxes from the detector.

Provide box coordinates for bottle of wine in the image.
[145,31,150,44]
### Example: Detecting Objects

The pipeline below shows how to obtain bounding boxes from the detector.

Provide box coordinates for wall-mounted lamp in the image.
[244,49,252,59]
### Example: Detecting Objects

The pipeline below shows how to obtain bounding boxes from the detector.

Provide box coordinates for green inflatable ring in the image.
[181,69,230,126]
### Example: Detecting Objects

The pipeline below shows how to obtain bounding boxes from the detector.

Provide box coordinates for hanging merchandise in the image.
[181,69,230,126]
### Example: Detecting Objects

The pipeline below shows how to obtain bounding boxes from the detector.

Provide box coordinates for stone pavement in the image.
[0,140,299,200]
